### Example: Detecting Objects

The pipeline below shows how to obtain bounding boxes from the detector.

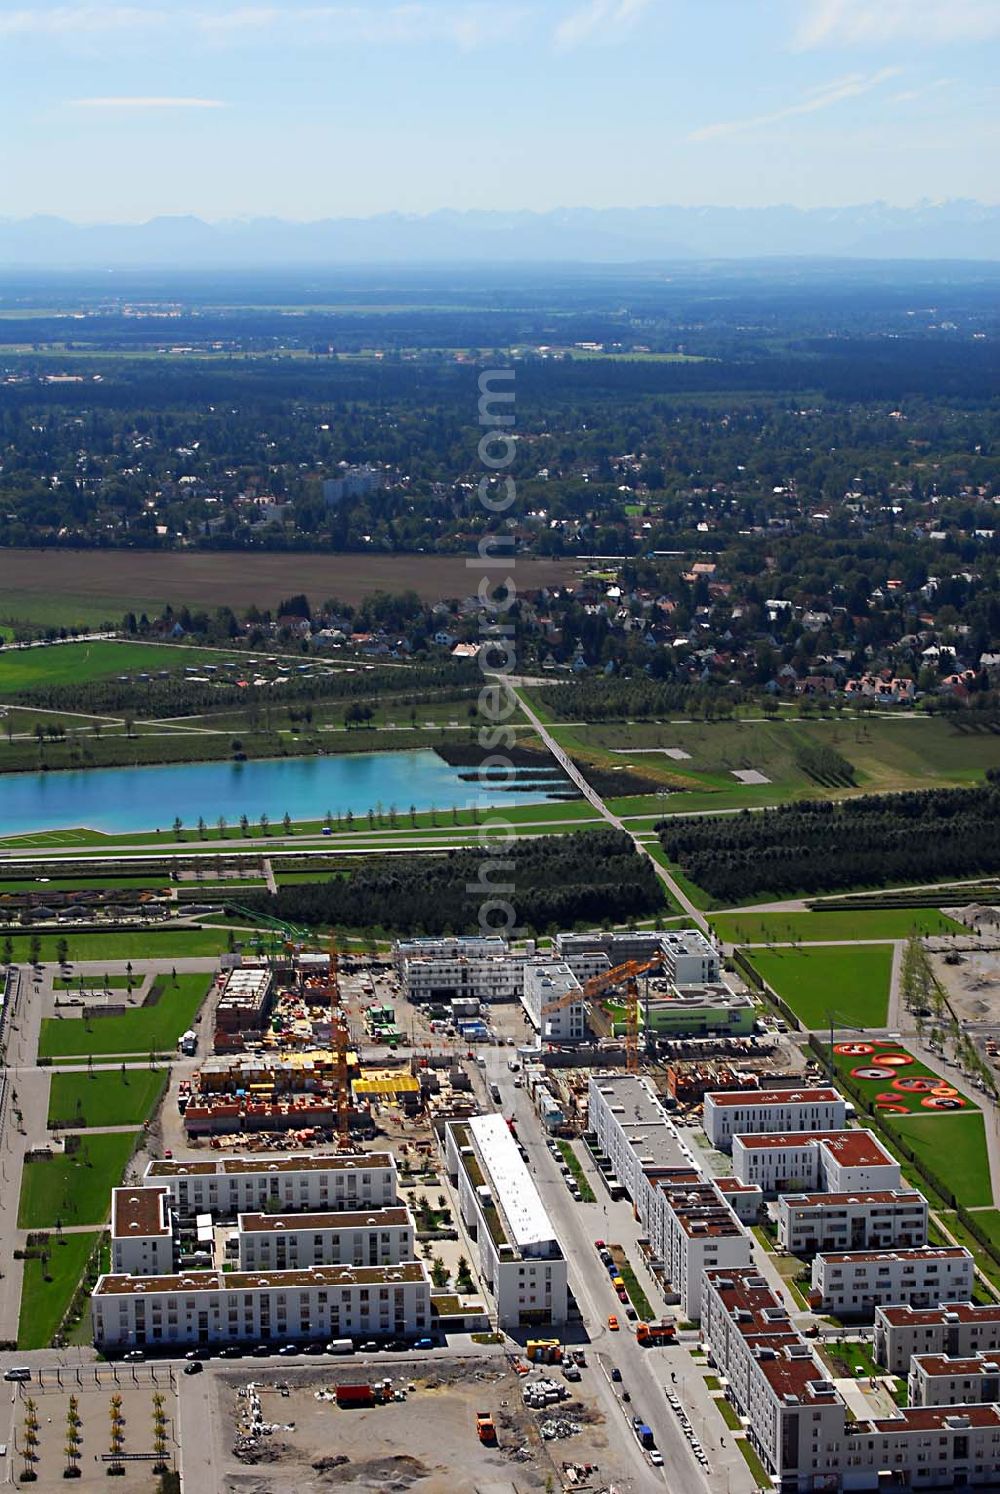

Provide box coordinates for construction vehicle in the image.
[582,955,665,1074]
[476,1410,498,1445]
[636,1319,677,1346]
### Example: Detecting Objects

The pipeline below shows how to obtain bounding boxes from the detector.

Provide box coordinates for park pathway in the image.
[513,687,710,933]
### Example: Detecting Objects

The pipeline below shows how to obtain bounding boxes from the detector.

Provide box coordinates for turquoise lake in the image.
[0,751,560,836]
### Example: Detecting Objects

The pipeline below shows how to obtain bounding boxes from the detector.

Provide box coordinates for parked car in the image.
[611,1367,622,1382]
[123,1351,145,1363]
[183,1361,203,1376]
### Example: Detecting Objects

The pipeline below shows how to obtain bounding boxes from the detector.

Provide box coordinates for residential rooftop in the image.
[818,1247,969,1265]
[910,1354,1000,1377]
[112,1186,171,1240]
[864,1405,1000,1434]
[735,1129,895,1167]
[238,1206,411,1234]
[877,1302,1000,1328]
[782,1190,925,1207]
[145,1151,392,1178]
[707,1087,841,1108]
[94,1261,427,1297]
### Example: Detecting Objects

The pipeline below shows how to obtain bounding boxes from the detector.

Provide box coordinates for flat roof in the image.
[94,1261,428,1297]
[591,1074,693,1171]
[707,1088,841,1108]
[661,1182,744,1238]
[757,1347,839,1404]
[467,1113,557,1252]
[715,1177,763,1194]
[735,1130,896,1167]
[865,1405,1000,1434]
[819,1247,970,1266]
[145,1151,393,1178]
[911,1354,1000,1377]
[782,1190,924,1208]
[877,1302,1000,1328]
[238,1206,411,1234]
[112,1186,170,1240]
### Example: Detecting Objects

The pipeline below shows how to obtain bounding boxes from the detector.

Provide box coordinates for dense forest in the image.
[235,829,664,934]
[657,784,1000,901]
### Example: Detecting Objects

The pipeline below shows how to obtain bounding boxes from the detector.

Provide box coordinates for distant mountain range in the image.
[1,201,998,266]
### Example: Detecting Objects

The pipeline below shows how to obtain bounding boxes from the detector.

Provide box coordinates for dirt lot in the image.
[7,1374,179,1492]
[0,550,583,614]
[930,946,1000,1025]
[215,1359,616,1494]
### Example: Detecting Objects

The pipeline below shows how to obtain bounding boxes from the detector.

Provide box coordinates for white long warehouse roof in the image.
[468,1112,557,1252]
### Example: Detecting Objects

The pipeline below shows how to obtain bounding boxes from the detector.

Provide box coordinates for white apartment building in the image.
[809,1247,975,1319]
[731,1129,901,1195]
[875,1303,1000,1375]
[651,1177,751,1318]
[777,1190,928,1255]
[92,1261,431,1351]
[703,1087,847,1150]
[521,962,586,1043]
[111,1187,174,1277]
[237,1206,415,1272]
[703,1268,1000,1492]
[588,1073,698,1216]
[322,465,384,504]
[445,1113,567,1329]
[713,1176,764,1225]
[555,928,719,986]
[393,936,525,1004]
[588,1074,749,1316]
[143,1152,398,1219]
[908,1353,1000,1408]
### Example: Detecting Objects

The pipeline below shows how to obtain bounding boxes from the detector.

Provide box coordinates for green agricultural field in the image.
[714,908,964,944]
[18,1131,139,1228]
[828,1043,972,1115]
[48,1068,168,1128]
[38,972,211,1057]
[17,1231,101,1350]
[0,927,230,963]
[747,944,893,1029]
[887,1112,995,1209]
[0,640,240,697]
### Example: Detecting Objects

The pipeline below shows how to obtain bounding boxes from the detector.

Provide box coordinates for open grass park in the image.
[829,1043,971,1116]
[745,943,894,1029]
[887,1112,995,1210]
[0,639,242,695]
[18,1132,139,1229]
[0,927,230,964]
[713,908,965,944]
[17,1230,102,1351]
[48,1067,168,1129]
[38,971,211,1058]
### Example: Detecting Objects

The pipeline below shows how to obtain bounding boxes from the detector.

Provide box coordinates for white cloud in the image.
[0,4,520,48]
[890,78,953,106]
[689,67,901,142]
[70,95,226,108]
[553,0,650,50]
[794,0,1000,49]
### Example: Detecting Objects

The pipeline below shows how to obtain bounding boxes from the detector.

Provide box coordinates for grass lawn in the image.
[886,1112,994,1209]
[53,974,134,991]
[736,1437,771,1485]
[18,1131,139,1228]
[48,1067,168,1128]
[746,944,893,1029]
[713,908,963,944]
[827,1043,974,1116]
[716,1399,743,1431]
[17,1231,101,1350]
[554,1140,596,1203]
[937,1212,1000,1297]
[38,972,211,1057]
[0,640,240,697]
[0,926,230,963]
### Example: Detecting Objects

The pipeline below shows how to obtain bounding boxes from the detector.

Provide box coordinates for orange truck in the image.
[636,1319,677,1346]
[476,1411,498,1445]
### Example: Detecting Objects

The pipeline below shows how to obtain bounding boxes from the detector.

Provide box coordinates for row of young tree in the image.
[236,829,664,935]
[658,784,1000,901]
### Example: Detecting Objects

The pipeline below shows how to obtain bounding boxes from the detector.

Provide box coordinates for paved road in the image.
[512,686,710,933]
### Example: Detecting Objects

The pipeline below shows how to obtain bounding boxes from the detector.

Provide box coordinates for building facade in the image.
[111,1187,174,1277]
[809,1247,975,1319]
[731,1130,901,1195]
[908,1353,1000,1409]
[703,1087,847,1150]
[875,1303,1000,1375]
[445,1113,567,1329]
[92,1261,431,1351]
[143,1152,398,1220]
[237,1207,415,1271]
[777,1190,928,1255]
[521,962,586,1042]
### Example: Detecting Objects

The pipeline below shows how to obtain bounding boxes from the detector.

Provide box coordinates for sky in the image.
[0,0,996,221]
